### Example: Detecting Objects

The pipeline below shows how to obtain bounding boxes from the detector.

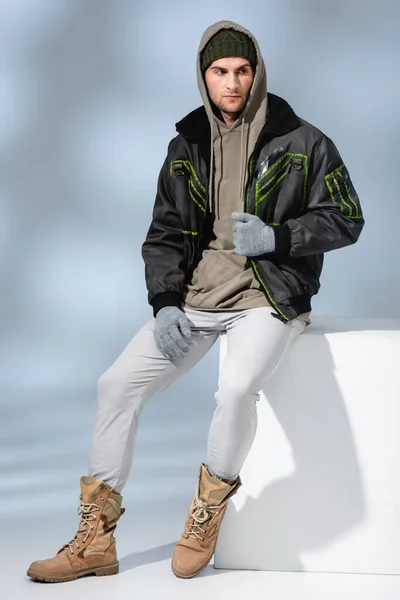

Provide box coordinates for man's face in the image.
[204,57,254,120]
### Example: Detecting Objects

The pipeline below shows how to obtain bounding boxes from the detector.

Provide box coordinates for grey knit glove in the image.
[232,212,276,256]
[154,306,192,360]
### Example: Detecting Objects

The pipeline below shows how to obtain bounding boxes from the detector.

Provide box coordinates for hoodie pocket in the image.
[254,152,308,223]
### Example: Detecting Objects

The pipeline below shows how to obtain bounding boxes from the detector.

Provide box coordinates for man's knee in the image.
[97,369,145,409]
[217,376,258,407]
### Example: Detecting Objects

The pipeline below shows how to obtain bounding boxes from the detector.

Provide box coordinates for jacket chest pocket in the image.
[170,159,207,220]
[253,152,308,224]
[170,160,207,265]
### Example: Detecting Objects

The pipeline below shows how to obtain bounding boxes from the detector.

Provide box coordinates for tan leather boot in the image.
[172,463,242,578]
[27,476,125,583]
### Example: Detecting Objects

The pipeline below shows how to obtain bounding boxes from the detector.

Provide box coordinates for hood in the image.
[196,21,268,213]
[197,20,267,130]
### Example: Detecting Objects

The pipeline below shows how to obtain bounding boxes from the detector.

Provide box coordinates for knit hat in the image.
[201,28,257,72]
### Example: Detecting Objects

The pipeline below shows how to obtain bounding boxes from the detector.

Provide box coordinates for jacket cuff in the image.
[273,224,292,255]
[150,291,182,317]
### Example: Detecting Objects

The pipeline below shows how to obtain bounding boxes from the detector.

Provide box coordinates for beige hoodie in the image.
[184,21,271,311]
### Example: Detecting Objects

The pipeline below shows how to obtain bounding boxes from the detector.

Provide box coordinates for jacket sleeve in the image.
[141,140,187,316]
[274,135,365,257]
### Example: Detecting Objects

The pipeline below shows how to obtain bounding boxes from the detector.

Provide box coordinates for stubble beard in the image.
[215,97,247,121]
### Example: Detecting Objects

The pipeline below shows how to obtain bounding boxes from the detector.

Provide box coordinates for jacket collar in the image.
[175,93,300,142]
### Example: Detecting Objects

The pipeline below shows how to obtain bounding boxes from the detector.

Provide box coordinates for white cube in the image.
[215,318,400,575]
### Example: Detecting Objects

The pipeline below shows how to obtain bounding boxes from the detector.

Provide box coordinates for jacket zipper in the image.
[245,154,290,322]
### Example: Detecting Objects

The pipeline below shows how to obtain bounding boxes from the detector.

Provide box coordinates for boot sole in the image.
[172,559,210,579]
[27,562,119,583]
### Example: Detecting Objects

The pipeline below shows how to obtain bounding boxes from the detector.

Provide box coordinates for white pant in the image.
[89,307,305,492]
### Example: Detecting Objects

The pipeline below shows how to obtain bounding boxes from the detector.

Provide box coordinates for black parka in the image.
[142,93,364,322]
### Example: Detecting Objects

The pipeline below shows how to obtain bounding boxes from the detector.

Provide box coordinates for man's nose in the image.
[226,74,239,90]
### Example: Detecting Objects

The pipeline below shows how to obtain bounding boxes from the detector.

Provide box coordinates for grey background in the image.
[0,0,398,520]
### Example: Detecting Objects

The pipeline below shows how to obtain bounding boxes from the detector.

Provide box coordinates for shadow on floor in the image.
[119,542,229,577]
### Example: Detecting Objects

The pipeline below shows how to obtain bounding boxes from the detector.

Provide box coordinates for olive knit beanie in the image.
[201,28,257,72]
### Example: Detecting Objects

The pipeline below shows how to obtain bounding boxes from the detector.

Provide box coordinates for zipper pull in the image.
[271,312,288,323]
[172,162,186,178]
[289,157,304,172]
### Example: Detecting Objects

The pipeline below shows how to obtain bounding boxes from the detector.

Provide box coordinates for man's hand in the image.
[232,212,276,256]
[154,306,193,360]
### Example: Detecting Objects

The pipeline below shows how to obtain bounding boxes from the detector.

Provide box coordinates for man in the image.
[27,20,364,582]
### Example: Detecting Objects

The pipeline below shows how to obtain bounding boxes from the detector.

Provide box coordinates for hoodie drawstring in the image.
[239,116,248,210]
[209,115,249,216]
[208,119,214,214]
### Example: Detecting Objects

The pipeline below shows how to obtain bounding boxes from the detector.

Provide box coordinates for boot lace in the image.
[64,501,100,555]
[185,496,222,541]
